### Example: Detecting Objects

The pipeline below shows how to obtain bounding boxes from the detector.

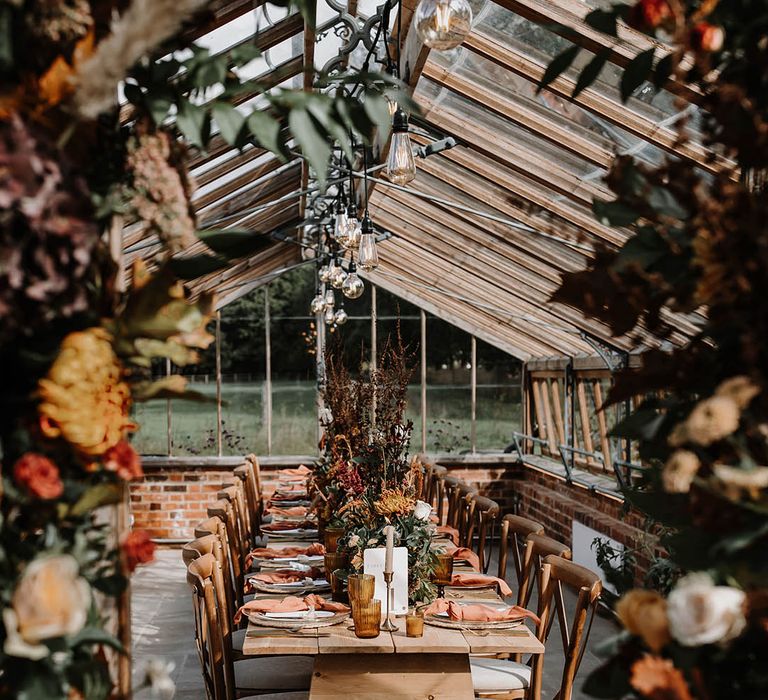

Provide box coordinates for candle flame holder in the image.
[380,571,399,632]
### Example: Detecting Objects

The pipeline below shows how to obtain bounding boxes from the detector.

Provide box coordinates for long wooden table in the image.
[242,537,545,699]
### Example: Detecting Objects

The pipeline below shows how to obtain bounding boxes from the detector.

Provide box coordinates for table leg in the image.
[309,653,475,699]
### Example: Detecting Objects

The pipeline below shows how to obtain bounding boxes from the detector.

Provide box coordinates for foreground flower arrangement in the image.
[313,334,438,603]
[543,1,768,697]
[0,0,407,696]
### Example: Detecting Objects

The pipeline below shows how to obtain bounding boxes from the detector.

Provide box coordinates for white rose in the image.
[348,534,360,548]
[667,573,746,647]
[413,500,432,521]
[5,555,91,659]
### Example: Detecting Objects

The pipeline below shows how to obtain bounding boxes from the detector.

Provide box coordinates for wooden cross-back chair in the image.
[518,533,572,609]
[497,514,545,587]
[245,453,264,504]
[471,556,602,700]
[187,553,313,700]
[183,534,237,630]
[234,460,262,540]
[195,515,242,615]
[218,481,251,558]
[464,495,500,573]
[429,465,448,524]
[444,477,477,542]
[207,499,245,601]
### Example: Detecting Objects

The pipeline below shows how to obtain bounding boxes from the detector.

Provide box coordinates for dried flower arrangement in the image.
[542,1,768,697]
[312,330,437,603]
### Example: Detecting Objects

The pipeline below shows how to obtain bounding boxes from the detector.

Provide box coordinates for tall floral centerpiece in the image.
[0,0,409,696]
[541,1,768,697]
[313,333,438,603]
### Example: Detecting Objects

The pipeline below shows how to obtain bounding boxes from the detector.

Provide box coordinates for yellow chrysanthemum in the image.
[38,328,135,456]
[374,488,415,517]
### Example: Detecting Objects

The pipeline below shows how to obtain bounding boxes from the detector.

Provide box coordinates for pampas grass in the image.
[72,0,209,119]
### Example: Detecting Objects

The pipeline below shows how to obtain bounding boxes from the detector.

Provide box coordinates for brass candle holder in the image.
[380,571,399,632]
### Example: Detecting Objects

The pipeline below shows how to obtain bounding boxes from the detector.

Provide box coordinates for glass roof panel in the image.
[474,1,704,139]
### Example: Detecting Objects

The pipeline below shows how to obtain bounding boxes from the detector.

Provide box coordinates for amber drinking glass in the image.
[432,553,454,597]
[324,551,349,576]
[347,573,375,605]
[329,571,349,604]
[352,599,381,638]
[323,527,345,553]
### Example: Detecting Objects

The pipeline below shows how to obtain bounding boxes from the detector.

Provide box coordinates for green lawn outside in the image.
[131,380,521,457]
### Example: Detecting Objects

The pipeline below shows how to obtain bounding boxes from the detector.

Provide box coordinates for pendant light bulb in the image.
[324,306,336,325]
[310,293,326,315]
[357,216,379,272]
[342,262,365,299]
[324,289,335,310]
[318,263,331,283]
[414,0,472,50]
[334,199,350,247]
[386,109,416,185]
[330,260,347,289]
[345,202,360,250]
[386,94,399,117]
[334,308,349,325]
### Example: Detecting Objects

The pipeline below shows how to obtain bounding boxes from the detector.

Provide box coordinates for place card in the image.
[363,546,408,615]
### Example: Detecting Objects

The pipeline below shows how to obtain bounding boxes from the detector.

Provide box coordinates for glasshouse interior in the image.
[1,0,767,698]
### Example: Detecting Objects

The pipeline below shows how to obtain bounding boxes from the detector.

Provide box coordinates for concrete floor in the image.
[131,549,617,699]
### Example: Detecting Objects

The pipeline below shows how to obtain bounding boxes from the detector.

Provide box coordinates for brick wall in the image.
[131,456,660,581]
[130,457,310,540]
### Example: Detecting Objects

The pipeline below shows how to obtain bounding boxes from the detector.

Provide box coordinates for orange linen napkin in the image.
[249,566,324,585]
[450,573,513,597]
[261,520,316,532]
[267,506,309,518]
[246,542,325,568]
[235,593,349,624]
[436,525,460,544]
[423,599,539,624]
[452,547,480,572]
[278,465,312,482]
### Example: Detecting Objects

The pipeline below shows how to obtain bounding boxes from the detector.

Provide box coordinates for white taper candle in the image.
[384,525,394,574]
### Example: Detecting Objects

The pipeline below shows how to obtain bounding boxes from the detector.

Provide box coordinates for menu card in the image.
[363,546,408,615]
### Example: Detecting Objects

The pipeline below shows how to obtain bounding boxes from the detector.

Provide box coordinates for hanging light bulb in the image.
[324,289,335,310]
[334,198,350,247]
[310,293,326,315]
[345,202,361,249]
[385,109,416,185]
[357,215,379,272]
[324,306,336,325]
[334,308,349,325]
[414,0,472,50]
[385,94,399,117]
[342,262,365,299]
[330,260,347,289]
[318,263,331,283]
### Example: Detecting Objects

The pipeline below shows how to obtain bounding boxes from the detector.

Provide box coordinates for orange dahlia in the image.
[38,328,135,456]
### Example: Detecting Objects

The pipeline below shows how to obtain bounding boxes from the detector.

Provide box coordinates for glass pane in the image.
[131,360,170,455]
[171,378,219,456]
[475,338,522,450]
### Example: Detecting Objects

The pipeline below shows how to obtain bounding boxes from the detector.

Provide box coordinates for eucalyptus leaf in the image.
[573,50,609,98]
[620,48,655,102]
[289,107,331,185]
[70,627,126,654]
[247,109,284,158]
[538,45,580,92]
[213,102,246,146]
[168,253,229,279]
[176,100,208,149]
[363,93,392,138]
[653,52,675,90]
[197,228,273,258]
[584,8,618,36]
[592,199,640,227]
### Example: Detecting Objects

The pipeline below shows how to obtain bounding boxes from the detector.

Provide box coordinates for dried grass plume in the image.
[72,0,210,119]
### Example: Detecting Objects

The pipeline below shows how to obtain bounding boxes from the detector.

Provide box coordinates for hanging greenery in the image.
[542,1,768,698]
